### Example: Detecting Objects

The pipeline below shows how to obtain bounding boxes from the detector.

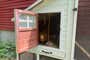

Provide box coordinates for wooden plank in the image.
[0,1,34,8]
[0,0,26,4]
[0,4,31,10]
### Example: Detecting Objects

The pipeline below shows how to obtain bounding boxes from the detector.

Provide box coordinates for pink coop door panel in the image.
[15,9,38,53]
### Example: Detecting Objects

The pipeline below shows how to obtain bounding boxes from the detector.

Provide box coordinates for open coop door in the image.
[14,9,38,54]
[14,9,65,60]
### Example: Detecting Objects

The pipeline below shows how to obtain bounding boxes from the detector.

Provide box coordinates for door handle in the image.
[41,50,52,54]
[73,8,78,11]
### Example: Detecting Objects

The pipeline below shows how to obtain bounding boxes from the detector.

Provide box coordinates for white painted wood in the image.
[36,54,40,60]
[25,0,42,10]
[14,0,79,60]
[29,45,65,59]
[17,54,19,60]
[71,0,79,60]
[63,0,79,60]
[28,0,68,60]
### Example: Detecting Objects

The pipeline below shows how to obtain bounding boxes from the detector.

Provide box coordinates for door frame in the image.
[28,10,65,60]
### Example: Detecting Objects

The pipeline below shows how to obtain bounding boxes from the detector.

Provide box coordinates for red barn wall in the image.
[76,0,90,39]
[0,0,90,38]
[0,0,36,31]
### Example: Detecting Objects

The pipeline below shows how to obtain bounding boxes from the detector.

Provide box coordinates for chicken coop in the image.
[14,0,79,60]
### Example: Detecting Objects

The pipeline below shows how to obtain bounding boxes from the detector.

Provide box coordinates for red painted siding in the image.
[76,0,90,37]
[0,0,90,35]
[0,0,36,31]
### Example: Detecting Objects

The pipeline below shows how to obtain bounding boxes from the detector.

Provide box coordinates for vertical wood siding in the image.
[0,0,36,31]
[76,0,90,37]
[75,1,90,60]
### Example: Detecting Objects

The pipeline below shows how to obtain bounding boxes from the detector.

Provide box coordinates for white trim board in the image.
[25,0,42,10]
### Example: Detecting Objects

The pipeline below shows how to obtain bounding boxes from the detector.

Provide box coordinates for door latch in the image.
[73,8,78,11]
[42,50,52,54]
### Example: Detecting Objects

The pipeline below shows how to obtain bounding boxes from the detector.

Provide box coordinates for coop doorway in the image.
[38,12,61,48]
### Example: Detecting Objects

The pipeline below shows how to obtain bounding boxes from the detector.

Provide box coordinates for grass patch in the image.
[0,41,16,60]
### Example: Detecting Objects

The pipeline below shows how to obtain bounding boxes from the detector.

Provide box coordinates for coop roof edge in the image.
[11,0,42,21]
